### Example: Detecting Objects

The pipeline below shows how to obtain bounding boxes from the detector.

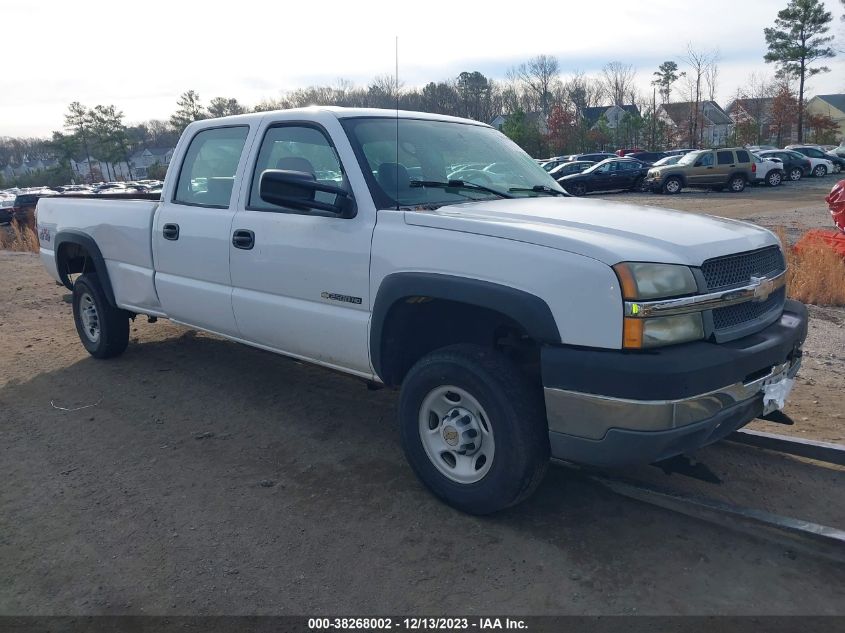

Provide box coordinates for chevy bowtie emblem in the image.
[750,276,775,302]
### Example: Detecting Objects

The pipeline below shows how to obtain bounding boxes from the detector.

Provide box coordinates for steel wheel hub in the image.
[79,292,100,343]
[419,386,495,484]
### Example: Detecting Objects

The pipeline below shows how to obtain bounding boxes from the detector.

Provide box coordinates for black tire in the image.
[398,344,549,515]
[832,163,842,175]
[789,167,802,181]
[728,175,746,192]
[566,182,587,196]
[662,177,682,194]
[72,273,130,359]
[813,164,827,177]
[766,170,783,187]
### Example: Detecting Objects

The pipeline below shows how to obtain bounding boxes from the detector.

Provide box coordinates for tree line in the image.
[1,0,840,188]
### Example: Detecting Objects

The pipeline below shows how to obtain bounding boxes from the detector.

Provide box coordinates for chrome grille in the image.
[701,246,785,291]
[712,287,785,331]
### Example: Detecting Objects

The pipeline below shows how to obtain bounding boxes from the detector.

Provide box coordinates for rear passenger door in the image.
[153,125,254,336]
[715,150,737,184]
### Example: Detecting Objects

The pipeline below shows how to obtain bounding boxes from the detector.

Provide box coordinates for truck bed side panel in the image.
[37,197,164,314]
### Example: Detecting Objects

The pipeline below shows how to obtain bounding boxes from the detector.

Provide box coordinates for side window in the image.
[717,151,734,165]
[697,153,714,167]
[174,126,249,208]
[249,125,345,213]
[735,150,750,163]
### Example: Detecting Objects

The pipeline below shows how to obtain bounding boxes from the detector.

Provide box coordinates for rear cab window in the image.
[173,126,250,208]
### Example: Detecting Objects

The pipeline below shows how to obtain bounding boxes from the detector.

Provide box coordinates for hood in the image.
[403,197,778,266]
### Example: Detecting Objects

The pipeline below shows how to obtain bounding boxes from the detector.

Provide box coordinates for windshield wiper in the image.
[409,179,513,199]
[508,184,568,196]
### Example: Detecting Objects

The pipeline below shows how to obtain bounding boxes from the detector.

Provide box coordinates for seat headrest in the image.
[377,162,410,195]
[276,156,316,176]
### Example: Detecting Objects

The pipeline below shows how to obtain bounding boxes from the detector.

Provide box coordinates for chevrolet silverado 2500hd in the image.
[36,107,807,514]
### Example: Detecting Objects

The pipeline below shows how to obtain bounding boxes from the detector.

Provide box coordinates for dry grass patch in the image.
[0,220,39,253]
[779,228,845,307]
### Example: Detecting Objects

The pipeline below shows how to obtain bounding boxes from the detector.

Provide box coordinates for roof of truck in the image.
[191,106,490,128]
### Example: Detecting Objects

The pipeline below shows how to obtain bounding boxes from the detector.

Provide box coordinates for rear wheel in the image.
[766,170,783,187]
[789,167,802,181]
[813,164,827,177]
[728,175,746,192]
[399,344,549,515]
[833,163,842,175]
[72,274,130,359]
[632,176,645,192]
[662,177,682,194]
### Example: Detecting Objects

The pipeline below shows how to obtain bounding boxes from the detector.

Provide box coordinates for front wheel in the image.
[789,167,802,181]
[72,273,130,358]
[766,170,783,187]
[813,165,827,177]
[728,175,746,192]
[399,344,549,515]
[662,177,682,194]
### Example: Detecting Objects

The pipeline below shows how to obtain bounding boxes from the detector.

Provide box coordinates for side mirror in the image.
[259,169,353,216]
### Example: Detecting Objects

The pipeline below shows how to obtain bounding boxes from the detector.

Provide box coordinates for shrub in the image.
[782,229,845,307]
[0,220,39,253]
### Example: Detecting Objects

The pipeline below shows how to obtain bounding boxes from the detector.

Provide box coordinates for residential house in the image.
[581,104,640,130]
[658,101,734,147]
[806,95,845,144]
[70,156,133,182]
[130,147,175,179]
[725,97,799,146]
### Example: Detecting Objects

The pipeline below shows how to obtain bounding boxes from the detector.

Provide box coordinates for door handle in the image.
[162,223,179,240]
[232,229,255,250]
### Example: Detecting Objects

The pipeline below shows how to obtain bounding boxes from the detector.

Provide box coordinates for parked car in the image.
[750,153,784,187]
[652,155,682,167]
[757,150,811,181]
[557,158,650,196]
[615,148,641,156]
[35,106,807,515]
[565,152,618,163]
[625,151,668,165]
[664,148,697,156]
[786,145,840,176]
[548,160,595,179]
[11,191,52,226]
[644,148,756,194]
[0,197,15,224]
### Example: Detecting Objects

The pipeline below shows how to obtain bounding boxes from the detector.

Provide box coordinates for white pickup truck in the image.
[36,107,807,514]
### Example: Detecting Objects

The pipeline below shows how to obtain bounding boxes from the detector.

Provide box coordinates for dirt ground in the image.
[1,179,844,615]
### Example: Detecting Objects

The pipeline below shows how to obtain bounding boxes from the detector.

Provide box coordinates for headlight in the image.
[623,313,704,348]
[614,262,703,349]
[613,262,697,300]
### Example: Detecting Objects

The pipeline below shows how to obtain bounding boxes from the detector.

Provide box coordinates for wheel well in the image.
[56,241,97,289]
[378,297,541,387]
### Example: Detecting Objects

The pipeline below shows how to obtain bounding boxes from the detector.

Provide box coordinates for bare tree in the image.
[704,50,720,102]
[601,62,636,106]
[510,54,560,114]
[681,45,718,146]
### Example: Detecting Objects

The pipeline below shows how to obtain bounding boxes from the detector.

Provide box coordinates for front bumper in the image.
[543,300,807,467]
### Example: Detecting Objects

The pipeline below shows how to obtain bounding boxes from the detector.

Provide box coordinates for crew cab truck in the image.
[36,107,807,514]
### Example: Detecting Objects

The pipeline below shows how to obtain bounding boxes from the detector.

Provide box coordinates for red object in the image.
[826,179,845,233]
[615,148,641,156]
[794,179,845,258]
[751,162,756,174]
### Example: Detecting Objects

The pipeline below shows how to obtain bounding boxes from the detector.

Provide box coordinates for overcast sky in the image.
[3,0,844,138]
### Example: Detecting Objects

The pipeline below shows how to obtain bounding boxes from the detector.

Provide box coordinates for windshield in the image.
[341,117,565,208]
[677,150,705,166]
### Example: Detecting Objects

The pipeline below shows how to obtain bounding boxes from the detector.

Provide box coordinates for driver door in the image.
[688,151,715,186]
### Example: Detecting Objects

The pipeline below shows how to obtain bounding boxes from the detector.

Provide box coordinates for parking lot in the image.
[1,179,844,615]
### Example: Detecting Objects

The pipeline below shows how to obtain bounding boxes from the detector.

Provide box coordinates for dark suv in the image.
[758,150,811,181]
[11,192,51,228]
[644,148,756,194]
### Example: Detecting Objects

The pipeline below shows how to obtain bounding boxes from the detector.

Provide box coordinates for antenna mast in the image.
[395,35,399,210]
